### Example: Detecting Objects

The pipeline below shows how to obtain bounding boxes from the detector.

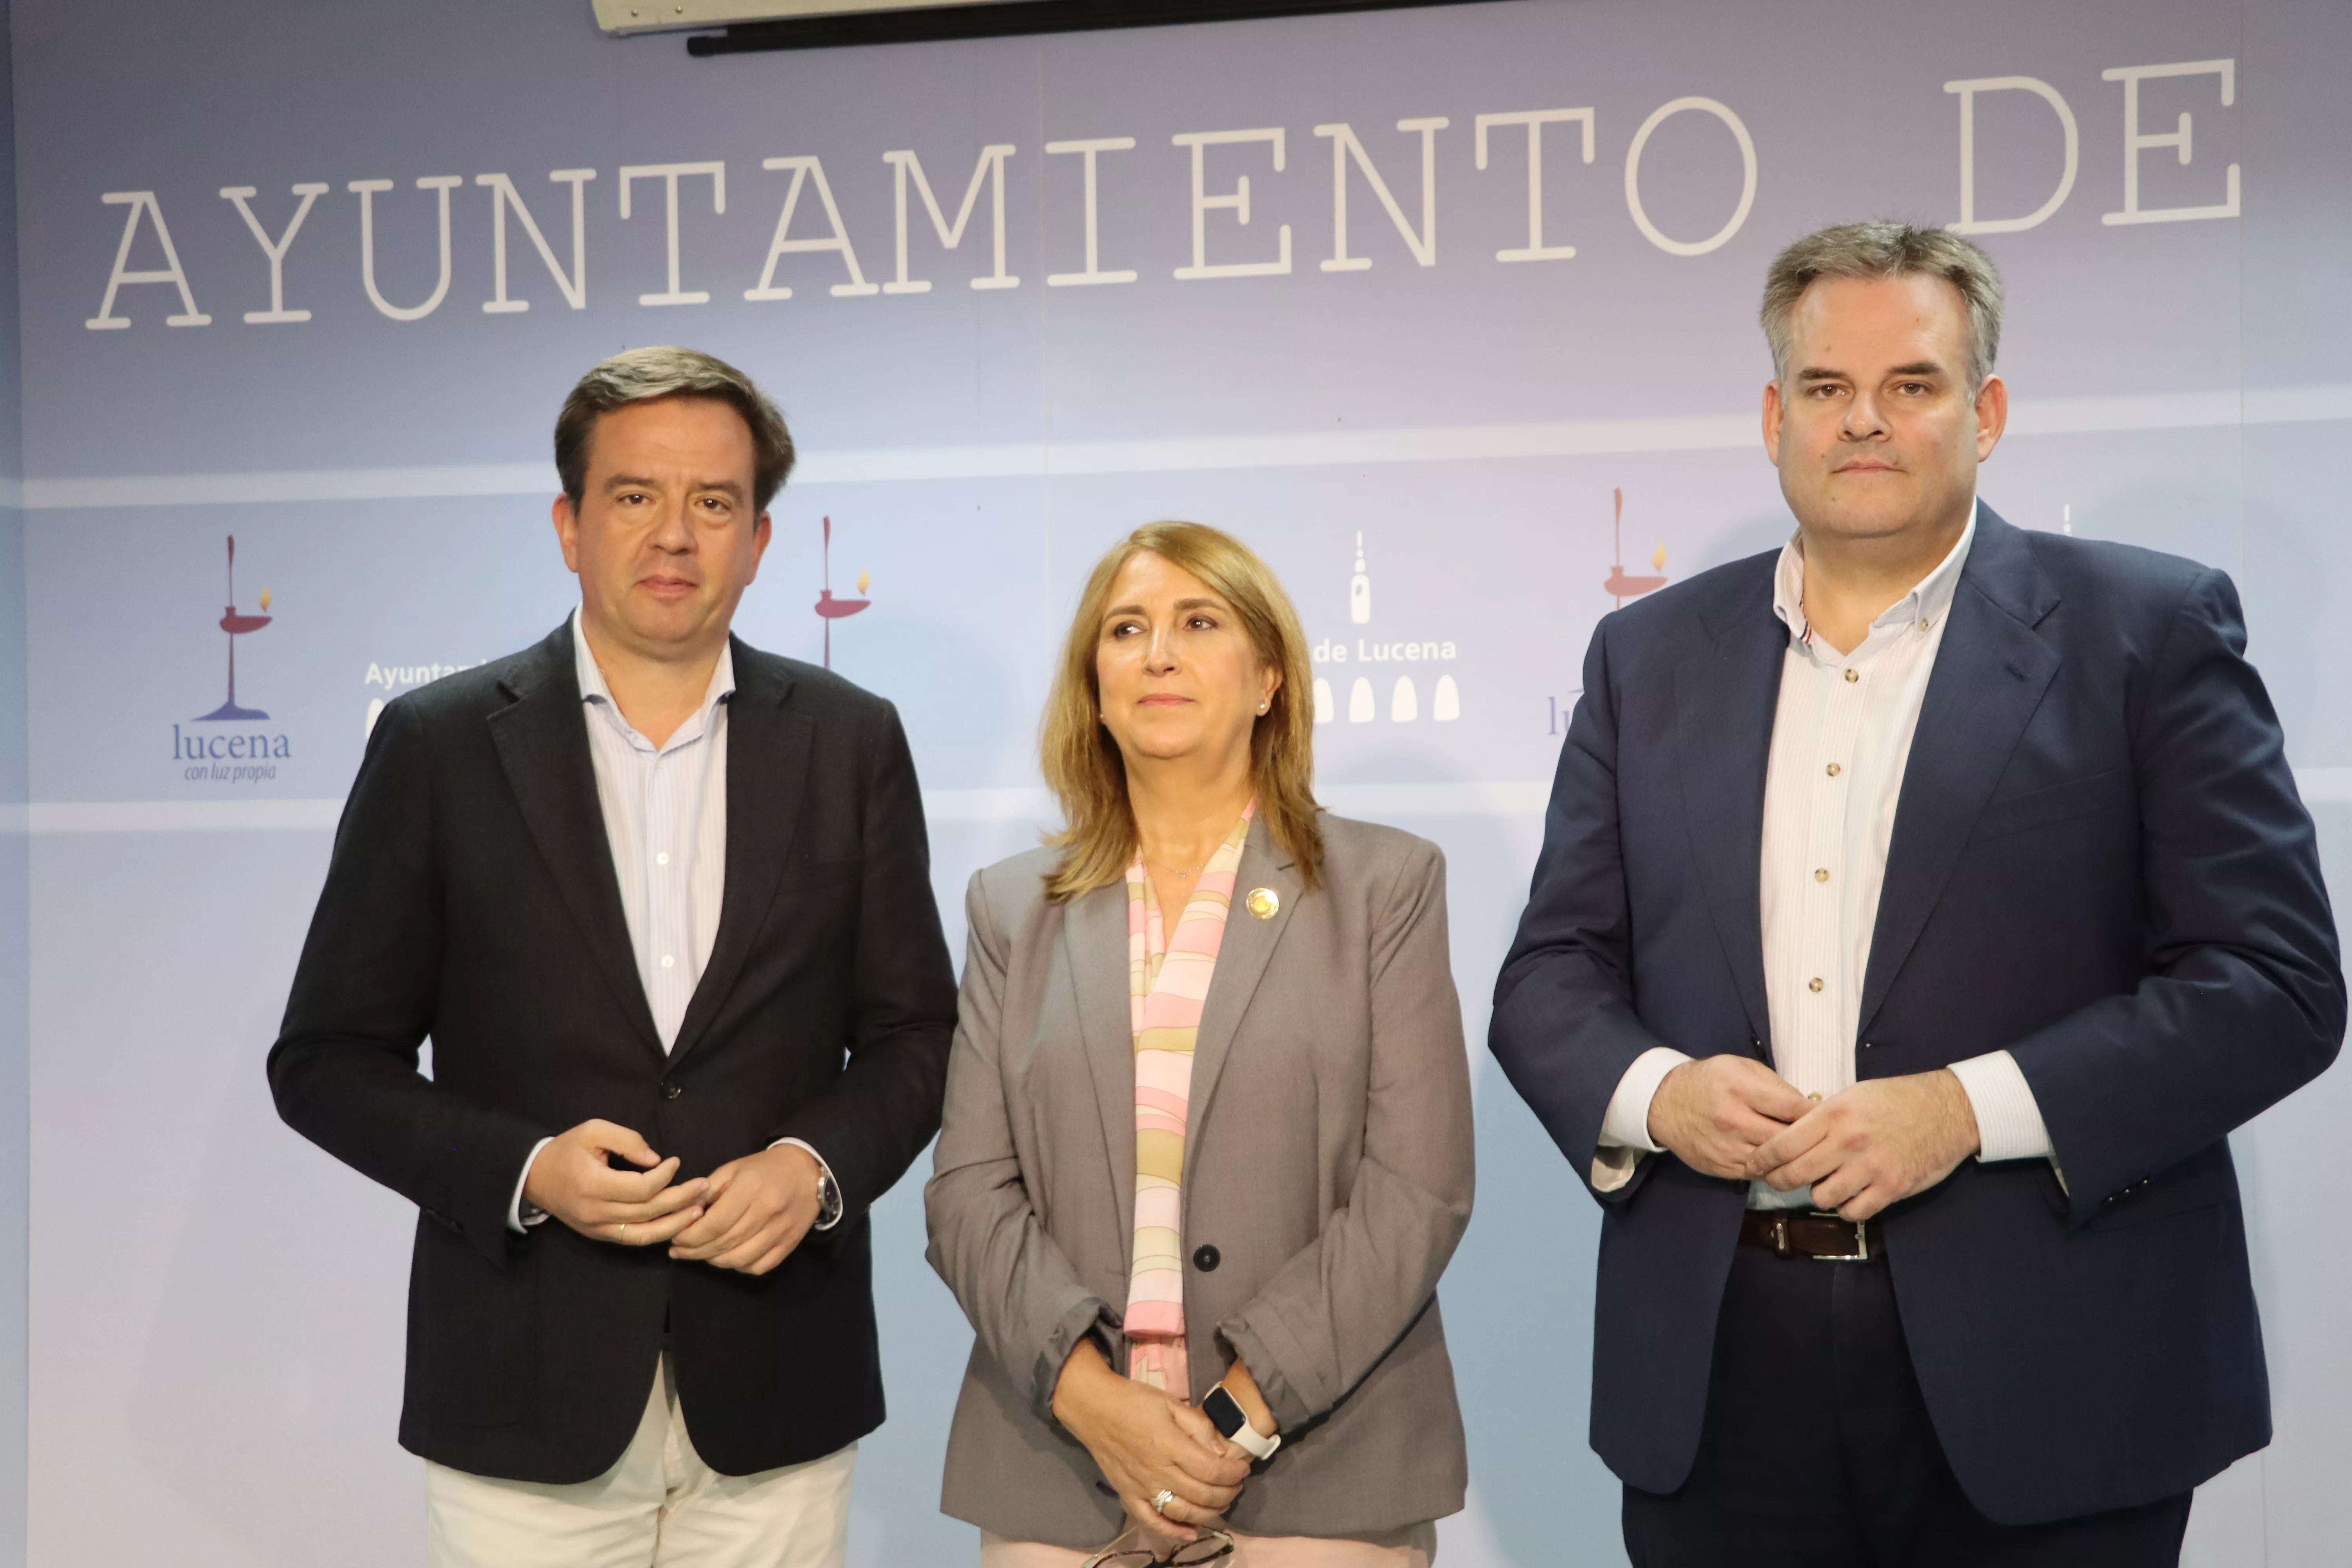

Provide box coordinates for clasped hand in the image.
[522,1119,826,1275]
[1646,1057,1981,1221]
[1051,1342,1251,1545]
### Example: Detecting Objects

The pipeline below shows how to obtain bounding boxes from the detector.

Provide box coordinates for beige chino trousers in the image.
[426,1356,856,1568]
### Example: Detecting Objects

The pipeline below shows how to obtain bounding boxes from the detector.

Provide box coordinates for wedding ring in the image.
[1151,1488,1176,1515]
[616,1221,629,1240]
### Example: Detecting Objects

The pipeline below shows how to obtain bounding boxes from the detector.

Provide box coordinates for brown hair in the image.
[1040,522,1322,902]
[554,346,796,512]
[1760,221,2006,392]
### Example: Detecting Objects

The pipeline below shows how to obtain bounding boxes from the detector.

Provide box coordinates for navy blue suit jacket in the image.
[1490,507,2343,1524]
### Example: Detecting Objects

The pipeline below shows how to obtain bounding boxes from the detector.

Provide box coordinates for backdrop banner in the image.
[14,0,2352,1564]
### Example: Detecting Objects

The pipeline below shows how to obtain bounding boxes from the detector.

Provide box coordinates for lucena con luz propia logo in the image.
[173,534,293,782]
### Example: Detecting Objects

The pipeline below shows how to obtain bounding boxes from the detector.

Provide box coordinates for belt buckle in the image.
[1805,1210,1869,1263]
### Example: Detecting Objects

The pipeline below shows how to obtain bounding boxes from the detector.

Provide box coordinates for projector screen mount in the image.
[593,0,1494,54]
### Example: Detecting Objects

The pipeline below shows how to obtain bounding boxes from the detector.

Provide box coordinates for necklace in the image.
[1142,855,1206,879]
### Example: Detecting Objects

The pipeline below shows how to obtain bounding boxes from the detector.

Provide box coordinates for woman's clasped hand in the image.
[1050,1341,1252,1543]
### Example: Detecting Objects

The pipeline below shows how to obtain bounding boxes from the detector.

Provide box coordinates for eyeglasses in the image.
[1079,1526,1237,1568]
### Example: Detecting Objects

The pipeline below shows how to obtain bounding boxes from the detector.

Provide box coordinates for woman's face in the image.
[1094,551,1279,771]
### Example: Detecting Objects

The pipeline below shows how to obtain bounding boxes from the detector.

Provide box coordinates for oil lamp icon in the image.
[197,534,273,722]
[1602,487,1668,607]
[811,515,869,670]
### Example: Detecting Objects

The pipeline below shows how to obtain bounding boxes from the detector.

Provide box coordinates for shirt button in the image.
[656,851,671,866]
[1920,618,1931,631]
[1826,762,1842,777]
[1815,868,1830,883]
[661,955,676,969]
[1844,669,1859,684]
[1808,976,1824,993]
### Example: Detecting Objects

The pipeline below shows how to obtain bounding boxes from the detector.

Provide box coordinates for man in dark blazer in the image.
[269,347,956,1568]
[1491,223,2342,1567]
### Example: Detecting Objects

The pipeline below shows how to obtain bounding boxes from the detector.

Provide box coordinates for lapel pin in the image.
[1246,887,1280,920]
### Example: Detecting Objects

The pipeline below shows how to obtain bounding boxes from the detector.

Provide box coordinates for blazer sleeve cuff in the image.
[507,1136,556,1233]
[448,1109,564,1265]
[1947,1050,2056,1165]
[769,1137,843,1231]
[1216,1311,1324,1435]
[1032,1291,1116,1426]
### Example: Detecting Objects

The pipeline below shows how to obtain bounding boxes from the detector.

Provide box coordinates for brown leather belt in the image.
[1739,1209,1881,1262]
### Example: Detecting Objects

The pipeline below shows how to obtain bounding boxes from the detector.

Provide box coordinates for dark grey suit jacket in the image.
[926,813,1474,1546]
[270,621,956,1482]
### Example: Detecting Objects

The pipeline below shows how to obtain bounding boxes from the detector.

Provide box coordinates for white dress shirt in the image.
[1597,504,2058,1205]
[507,610,834,1230]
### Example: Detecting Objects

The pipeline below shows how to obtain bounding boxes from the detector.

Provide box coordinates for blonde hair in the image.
[1040,522,1322,902]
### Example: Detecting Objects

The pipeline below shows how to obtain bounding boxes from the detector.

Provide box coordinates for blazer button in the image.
[662,1081,683,1100]
[1192,1244,1221,1272]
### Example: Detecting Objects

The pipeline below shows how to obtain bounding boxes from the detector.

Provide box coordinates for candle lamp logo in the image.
[1603,486,1669,607]
[811,514,870,670]
[198,534,274,720]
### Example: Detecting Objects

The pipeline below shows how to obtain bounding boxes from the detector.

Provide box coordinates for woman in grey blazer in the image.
[926,522,1474,1566]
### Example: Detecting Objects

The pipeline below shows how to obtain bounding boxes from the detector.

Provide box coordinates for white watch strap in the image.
[1218,1390,1281,1461]
[1230,1419,1281,1462]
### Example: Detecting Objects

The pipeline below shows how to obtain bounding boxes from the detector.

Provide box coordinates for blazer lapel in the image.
[1184,815,1302,1157]
[1857,510,2063,1040]
[487,621,662,1058]
[1065,880,1140,1247]
[1674,571,1787,1052]
[669,644,811,1068]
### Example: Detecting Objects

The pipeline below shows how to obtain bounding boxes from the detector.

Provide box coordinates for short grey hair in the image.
[555,346,795,512]
[1760,221,2005,392]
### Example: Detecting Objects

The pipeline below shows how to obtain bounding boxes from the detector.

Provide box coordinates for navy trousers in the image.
[1621,1243,2193,1567]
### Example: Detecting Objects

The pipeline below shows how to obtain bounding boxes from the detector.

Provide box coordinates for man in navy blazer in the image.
[1491,222,2342,1566]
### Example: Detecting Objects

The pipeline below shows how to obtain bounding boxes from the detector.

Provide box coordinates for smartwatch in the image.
[1202,1383,1282,1462]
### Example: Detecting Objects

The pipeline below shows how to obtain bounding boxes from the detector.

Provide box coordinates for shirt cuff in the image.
[508,1136,556,1233]
[1592,1047,1691,1191]
[1601,1047,1693,1154]
[1947,1050,2055,1165]
[771,1137,842,1231]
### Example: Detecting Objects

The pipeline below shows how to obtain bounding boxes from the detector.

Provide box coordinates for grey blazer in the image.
[925,812,1474,1547]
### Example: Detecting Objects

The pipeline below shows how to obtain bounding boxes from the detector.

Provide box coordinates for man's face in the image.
[553,397,770,661]
[1763,272,2006,545]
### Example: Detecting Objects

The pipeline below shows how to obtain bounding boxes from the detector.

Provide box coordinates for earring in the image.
[1258,702,1269,714]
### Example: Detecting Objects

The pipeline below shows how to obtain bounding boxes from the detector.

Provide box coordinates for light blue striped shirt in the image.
[574,605,735,1050]
[506,610,833,1231]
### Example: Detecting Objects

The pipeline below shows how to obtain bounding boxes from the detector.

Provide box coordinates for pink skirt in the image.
[978,1522,1436,1568]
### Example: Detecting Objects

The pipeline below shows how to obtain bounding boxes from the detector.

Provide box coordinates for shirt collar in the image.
[571,604,736,741]
[1772,495,1978,649]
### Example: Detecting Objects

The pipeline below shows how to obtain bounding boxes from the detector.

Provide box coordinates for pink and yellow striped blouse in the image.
[1122,802,1255,1396]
